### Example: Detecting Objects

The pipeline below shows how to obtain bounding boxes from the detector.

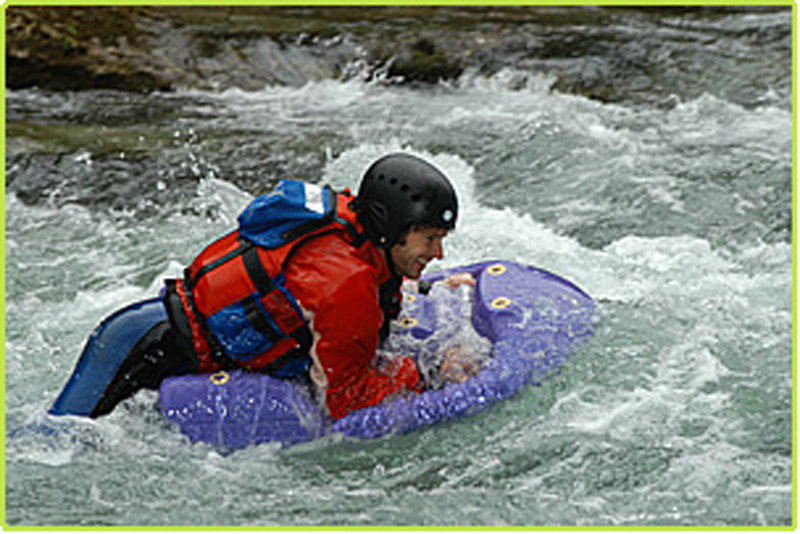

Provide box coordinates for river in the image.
[4,6,793,527]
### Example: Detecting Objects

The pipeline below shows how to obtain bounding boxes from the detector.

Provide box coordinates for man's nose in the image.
[432,238,444,259]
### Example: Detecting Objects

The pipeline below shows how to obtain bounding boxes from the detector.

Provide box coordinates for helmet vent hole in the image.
[378,174,385,181]
[400,184,409,192]
[389,178,398,185]
[411,193,422,202]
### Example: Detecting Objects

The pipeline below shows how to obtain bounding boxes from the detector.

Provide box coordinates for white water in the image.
[5,64,792,526]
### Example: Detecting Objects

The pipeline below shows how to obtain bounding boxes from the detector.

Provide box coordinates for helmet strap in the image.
[382,243,400,279]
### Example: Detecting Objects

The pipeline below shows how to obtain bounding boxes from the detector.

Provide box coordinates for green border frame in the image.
[0,0,796,531]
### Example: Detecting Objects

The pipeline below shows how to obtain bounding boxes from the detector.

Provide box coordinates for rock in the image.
[5,6,491,93]
[6,6,350,92]
[5,5,791,110]
[6,7,173,92]
[373,37,463,84]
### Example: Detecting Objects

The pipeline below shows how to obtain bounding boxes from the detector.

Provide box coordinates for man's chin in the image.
[401,266,424,279]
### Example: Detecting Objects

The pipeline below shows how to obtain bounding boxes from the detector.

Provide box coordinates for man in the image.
[51,153,469,420]
[280,153,461,418]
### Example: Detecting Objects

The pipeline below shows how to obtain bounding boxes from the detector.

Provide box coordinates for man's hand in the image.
[439,346,480,383]
[443,273,476,288]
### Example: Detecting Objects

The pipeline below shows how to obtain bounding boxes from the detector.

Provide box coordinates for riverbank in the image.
[6,6,792,108]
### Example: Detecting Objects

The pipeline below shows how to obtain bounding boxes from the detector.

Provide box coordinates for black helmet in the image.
[353,153,458,248]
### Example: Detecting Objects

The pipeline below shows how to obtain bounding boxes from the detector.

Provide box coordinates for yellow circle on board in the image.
[400,316,419,328]
[487,264,506,276]
[210,371,230,385]
[491,297,512,309]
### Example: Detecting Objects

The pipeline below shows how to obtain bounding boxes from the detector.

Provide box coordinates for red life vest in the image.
[165,186,366,374]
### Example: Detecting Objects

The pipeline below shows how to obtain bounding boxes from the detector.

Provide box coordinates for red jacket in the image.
[284,231,423,419]
[168,186,423,419]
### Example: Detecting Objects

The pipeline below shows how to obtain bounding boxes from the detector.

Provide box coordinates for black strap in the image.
[185,230,247,292]
[241,244,276,296]
[256,325,313,374]
[242,295,282,344]
[337,214,366,248]
[179,279,238,369]
[242,242,314,372]
[378,274,402,345]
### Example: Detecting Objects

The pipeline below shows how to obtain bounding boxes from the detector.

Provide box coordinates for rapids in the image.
[4,7,793,527]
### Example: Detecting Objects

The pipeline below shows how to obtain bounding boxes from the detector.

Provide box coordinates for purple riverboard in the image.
[159,261,595,450]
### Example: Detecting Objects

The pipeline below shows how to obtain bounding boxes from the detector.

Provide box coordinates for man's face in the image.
[389,226,449,279]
